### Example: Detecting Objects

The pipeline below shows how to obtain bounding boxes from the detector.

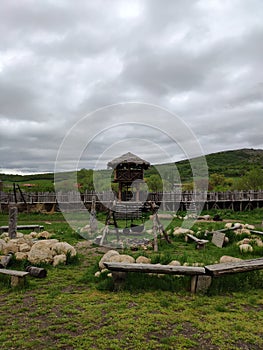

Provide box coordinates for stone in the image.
[2,241,18,254]
[53,254,67,266]
[19,243,31,252]
[219,255,243,263]
[173,227,194,236]
[99,250,120,270]
[15,252,28,260]
[168,260,181,266]
[94,271,101,277]
[16,232,24,238]
[27,239,59,264]
[0,239,5,252]
[29,231,38,238]
[240,228,251,235]
[37,231,52,239]
[237,238,251,245]
[245,224,255,230]
[212,231,226,248]
[255,238,263,247]
[110,254,135,264]
[0,232,8,239]
[51,242,76,257]
[239,244,253,253]
[225,223,233,229]
[136,256,151,264]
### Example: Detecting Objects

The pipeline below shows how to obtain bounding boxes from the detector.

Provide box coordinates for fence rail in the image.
[1,190,263,204]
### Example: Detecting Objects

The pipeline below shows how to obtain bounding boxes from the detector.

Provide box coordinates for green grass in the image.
[0,209,263,349]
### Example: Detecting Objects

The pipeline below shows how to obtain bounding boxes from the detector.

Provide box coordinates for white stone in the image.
[37,231,52,239]
[254,238,263,247]
[16,232,24,238]
[136,256,151,264]
[15,252,28,260]
[99,250,120,270]
[110,254,135,264]
[29,231,38,238]
[51,242,76,257]
[173,227,194,236]
[168,260,181,266]
[245,224,255,230]
[237,238,251,246]
[0,239,5,252]
[2,242,18,254]
[19,243,31,252]
[27,239,59,264]
[53,254,67,266]
[94,271,101,278]
[239,244,253,253]
[240,228,251,235]
[219,255,243,263]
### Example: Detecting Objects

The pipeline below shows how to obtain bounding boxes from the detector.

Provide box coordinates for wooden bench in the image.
[0,224,44,233]
[186,234,209,249]
[0,268,29,287]
[104,258,263,294]
[103,262,208,293]
[205,258,263,277]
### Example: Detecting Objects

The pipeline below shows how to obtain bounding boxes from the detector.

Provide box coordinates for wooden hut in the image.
[107,152,150,201]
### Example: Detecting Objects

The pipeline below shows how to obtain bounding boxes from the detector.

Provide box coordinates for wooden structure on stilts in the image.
[107,152,150,202]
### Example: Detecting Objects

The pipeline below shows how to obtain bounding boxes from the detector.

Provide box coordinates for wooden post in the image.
[8,206,17,239]
[90,195,98,233]
[152,213,159,252]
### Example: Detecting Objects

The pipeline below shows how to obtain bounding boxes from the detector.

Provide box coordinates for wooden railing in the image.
[1,190,263,204]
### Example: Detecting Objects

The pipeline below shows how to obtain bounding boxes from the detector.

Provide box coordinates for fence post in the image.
[8,206,18,239]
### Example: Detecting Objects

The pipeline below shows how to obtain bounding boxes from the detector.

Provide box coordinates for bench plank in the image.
[104,262,206,275]
[0,225,44,233]
[205,258,263,277]
[0,268,29,277]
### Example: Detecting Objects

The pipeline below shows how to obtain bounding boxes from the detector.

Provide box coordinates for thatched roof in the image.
[107,152,150,168]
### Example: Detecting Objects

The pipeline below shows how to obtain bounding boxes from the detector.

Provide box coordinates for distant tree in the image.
[146,175,163,192]
[209,173,233,191]
[236,168,263,191]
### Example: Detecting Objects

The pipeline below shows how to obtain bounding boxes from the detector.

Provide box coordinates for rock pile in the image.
[0,231,76,266]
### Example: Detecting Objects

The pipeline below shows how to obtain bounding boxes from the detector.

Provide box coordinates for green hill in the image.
[1,148,263,192]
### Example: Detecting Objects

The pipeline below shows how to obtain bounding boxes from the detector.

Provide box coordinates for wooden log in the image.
[250,230,263,236]
[186,234,209,249]
[104,262,206,276]
[8,206,17,239]
[205,258,263,277]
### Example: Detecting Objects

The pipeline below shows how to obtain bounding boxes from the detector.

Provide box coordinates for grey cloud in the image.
[0,0,262,174]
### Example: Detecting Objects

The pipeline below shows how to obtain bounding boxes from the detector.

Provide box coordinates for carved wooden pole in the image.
[8,206,17,239]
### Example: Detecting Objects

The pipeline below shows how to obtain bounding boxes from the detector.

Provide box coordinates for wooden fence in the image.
[1,190,263,205]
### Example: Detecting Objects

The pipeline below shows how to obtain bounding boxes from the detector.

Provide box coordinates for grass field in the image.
[0,209,263,349]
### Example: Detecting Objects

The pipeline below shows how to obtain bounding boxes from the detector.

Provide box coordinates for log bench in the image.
[186,234,209,249]
[0,268,29,287]
[205,258,263,277]
[0,224,44,233]
[103,262,209,293]
[104,258,263,294]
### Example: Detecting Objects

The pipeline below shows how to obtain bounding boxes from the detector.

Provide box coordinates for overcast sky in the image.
[0,0,263,174]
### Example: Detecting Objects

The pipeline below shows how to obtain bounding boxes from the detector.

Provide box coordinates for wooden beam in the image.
[205,258,263,277]
[104,262,206,275]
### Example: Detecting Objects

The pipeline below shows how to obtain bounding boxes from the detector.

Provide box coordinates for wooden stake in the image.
[8,206,17,239]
